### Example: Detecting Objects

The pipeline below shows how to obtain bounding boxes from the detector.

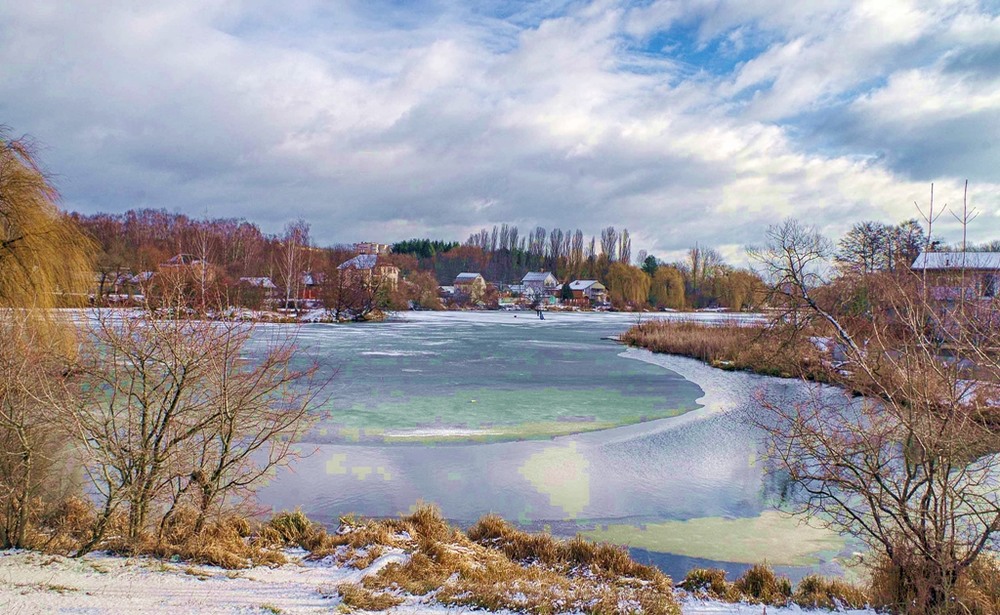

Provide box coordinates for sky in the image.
[2,0,999,263]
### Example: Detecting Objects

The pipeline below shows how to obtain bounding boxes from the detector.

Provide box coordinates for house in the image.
[237,277,279,307]
[568,279,608,303]
[354,242,391,256]
[160,253,207,268]
[157,253,215,285]
[453,272,487,304]
[453,273,486,298]
[911,252,1000,301]
[239,276,277,290]
[338,254,400,291]
[521,271,559,295]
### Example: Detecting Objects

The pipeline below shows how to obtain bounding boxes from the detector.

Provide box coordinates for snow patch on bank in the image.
[681,598,875,614]
[0,549,878,614]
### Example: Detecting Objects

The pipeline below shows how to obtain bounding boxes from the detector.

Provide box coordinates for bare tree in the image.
[750,218,1000,613]
[619,228,631,265]
[548,228,564,271]
[73,297,320,552]
[600,226,618,262]
[0,314,74,548]
[278,219,310,313]
[166,325,322,533]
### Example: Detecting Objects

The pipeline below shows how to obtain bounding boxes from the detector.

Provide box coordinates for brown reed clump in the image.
[793,574,869,610]
[869,552,1000,615]
[337,583,404,610]
[621,320,826,380]
[679,568,738,600]
[352,505,680,614]
[732,563,792,605]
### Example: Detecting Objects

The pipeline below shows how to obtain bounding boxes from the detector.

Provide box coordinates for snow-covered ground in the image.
[0,548,419,614]
[0,550,876,615]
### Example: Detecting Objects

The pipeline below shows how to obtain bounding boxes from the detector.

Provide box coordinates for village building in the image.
[453,272,485,292]
[236,276,279,307]
[911,252,1000,301]
[338,254,400,291]
[567,279,608,303]
[354,242,391,256]
[158,253,214,282]
[520,271,559,295]
[239,276,277,290]
[452,272,487,303]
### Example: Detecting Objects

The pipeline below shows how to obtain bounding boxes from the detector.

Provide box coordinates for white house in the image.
[911,252,1000,300]
[338,254,400,291]
[521,271,559,294]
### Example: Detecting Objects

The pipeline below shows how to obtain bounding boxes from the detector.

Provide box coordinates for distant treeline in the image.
[71,209,984,312]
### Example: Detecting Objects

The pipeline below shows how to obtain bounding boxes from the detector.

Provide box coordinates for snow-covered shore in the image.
[0,549,876,614]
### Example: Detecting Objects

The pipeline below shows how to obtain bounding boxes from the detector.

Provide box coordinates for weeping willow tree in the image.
[0,130,94,312]
[0,129,94,548]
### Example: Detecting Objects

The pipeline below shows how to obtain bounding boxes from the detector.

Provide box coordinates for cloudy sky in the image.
[2,0,999,262]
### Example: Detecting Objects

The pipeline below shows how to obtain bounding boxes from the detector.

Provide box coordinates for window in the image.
[983,274,998,298]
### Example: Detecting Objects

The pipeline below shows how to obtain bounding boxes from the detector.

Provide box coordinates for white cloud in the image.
[0,0,997,263]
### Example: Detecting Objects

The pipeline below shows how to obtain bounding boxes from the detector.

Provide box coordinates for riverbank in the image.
[621,319,828,381]
[0,548,877,615]
[0,504,875,615]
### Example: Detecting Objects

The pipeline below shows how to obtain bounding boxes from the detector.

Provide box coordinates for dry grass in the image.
[622,320,826,380]
[732,563,792,605]
[29,496,95,554]
[793,574,868,610]
[678,568,739,601]
[869,552,1000,614]
[336,584,404,611]
[328,506,682,614]
[87,507,286,569]
[261,508,330,551]
[681,565,866,609]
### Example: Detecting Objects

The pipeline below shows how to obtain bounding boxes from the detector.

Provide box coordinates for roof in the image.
[161,253,205,266]
[569,279,605,291]
[338,254,379,270]
[239,277,277,289]
[521,271,556,283]
[301,272,325,286]
[454,272,483,282]
[911,252,1000,271]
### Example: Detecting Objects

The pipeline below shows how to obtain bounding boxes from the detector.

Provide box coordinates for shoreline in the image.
[0,546,876,615]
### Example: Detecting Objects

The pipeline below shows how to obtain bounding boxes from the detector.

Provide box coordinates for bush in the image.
[793,574,868,610]
[732,563,792,605]
[265,508,329,550]
[869,552,1000,614]
[679,568,736,600]
[337,583,404,610]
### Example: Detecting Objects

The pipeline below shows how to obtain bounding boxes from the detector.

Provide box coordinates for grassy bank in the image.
[621,319,828,380]
[5,499,882,613]
[17,500,1000,612]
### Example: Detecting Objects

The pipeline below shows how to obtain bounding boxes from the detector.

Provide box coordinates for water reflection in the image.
[254,313,852,581]
[518,442,590,518]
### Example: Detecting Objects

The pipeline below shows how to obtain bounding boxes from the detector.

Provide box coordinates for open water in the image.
[253,311,854,581]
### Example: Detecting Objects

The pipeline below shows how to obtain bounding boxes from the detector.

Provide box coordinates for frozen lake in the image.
[251,311,855,582]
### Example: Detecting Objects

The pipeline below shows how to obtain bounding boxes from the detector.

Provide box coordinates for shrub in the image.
[732,563,792,605]
[793,574,868,610]
[869,552,1000,615]
[35,496,95,554]
[679,568,734,599]
[337,583,403,610]
[265,508,329,551]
